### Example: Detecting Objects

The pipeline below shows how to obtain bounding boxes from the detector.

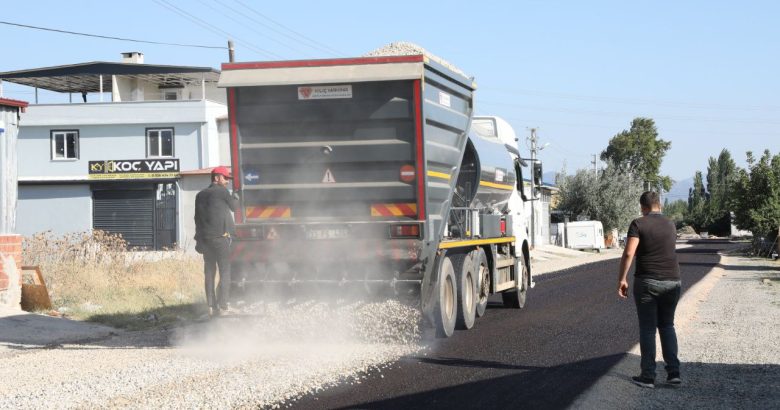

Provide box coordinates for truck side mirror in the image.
[515,159,529,202]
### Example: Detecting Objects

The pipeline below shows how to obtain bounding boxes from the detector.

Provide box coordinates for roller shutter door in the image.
[93,189,155,249]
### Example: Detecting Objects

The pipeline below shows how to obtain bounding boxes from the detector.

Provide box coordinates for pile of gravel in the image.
[0,299,424,409]
[365,41,469,79]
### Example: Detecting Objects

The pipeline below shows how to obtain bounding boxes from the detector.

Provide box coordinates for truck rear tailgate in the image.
[233,81,419,221]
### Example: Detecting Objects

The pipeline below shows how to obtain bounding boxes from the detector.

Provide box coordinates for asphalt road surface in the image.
[291,241,735,410]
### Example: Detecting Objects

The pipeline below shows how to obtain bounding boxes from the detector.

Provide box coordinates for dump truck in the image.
[218,54,533,337]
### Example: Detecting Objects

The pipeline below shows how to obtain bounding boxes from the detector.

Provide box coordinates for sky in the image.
[1,0,778,197]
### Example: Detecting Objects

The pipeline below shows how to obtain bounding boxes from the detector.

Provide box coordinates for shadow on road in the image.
[337,354,628,409]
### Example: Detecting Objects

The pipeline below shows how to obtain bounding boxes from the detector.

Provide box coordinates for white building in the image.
[0,52,229,250]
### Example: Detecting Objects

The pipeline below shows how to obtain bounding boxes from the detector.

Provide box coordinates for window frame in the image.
[145,127,175,158]
[50,129,80,161]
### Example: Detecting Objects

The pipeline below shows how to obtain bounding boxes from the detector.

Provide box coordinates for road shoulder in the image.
[571,252,780,409]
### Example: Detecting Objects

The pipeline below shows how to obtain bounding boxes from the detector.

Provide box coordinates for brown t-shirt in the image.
[627,212,680,280]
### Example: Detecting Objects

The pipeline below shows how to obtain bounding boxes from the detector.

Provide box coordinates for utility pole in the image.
[228,40,235,63]
[592,154,597,171]
[528,128,538,248]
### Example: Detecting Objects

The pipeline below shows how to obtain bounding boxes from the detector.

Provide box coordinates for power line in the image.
[153,0,282,58]
[232,0,345,57]
[0,20,226,49]
[196,0,309,58]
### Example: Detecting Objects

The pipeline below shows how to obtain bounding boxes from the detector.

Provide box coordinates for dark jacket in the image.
[194,184,237,240]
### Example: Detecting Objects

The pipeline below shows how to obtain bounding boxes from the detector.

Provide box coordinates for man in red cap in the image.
[194,166,238,317]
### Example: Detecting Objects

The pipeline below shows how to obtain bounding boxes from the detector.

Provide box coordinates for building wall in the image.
[522,184,554,246]
[16,184,92,236]
[17,122,206,179]
[0,107,20,233]
[179,174,211,253]
[112,75,225,104]
[17,100,227,176]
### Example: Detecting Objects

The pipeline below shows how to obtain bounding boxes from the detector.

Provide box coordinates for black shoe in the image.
[666,372,682,385]
[631,376,655,388]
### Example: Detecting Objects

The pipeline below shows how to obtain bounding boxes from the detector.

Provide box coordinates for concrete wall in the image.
[523,184,554,246]
[17,122,205,178]
[18,100,225,127]
[179,174,211,253]
[111,75,225,104]
[17,100,227,175]
[16,185,92,236]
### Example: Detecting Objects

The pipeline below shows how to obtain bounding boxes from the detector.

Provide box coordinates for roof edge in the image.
[0,97,29,109]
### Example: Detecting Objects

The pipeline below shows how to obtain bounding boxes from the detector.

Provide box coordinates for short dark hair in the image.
[640,191,660,208]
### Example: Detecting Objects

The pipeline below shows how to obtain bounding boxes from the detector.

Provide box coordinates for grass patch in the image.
[23,231,205,330]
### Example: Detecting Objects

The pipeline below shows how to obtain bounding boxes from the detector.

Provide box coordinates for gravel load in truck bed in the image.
[365,41,470,79]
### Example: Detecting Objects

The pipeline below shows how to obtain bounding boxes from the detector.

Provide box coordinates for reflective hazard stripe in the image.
[371,203,417,217]
[245,206,291,219]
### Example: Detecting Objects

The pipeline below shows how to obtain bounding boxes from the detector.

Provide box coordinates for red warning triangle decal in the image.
[322,168,336,183]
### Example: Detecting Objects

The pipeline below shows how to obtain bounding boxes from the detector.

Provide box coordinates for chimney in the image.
[120,52,144,64]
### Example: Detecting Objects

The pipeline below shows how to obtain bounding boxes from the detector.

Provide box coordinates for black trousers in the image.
[203,237,232,309]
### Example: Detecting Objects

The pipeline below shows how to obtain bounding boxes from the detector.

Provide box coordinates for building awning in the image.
[0,62,220,93]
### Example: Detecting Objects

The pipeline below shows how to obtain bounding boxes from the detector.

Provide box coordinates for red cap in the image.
[211,166,232,179]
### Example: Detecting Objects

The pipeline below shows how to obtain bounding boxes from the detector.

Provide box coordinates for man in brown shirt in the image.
[618,191,682,388]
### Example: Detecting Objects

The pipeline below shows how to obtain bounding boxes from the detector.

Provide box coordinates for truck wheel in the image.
[475,248,490,318]
[451,252,477,330]
[501,252,529,309]
[434,255,457,338]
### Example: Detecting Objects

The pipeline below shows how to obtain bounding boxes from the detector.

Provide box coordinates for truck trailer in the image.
[218,54,533,337]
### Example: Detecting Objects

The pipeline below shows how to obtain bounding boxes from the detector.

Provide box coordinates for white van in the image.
[557,221,606,251]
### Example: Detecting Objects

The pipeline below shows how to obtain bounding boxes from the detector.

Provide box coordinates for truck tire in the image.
[451,252,477,330]
[501,252,529,309]
[475,248,490,318]
[434,255,458,338]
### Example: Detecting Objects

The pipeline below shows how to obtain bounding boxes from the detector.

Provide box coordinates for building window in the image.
[147,128,174,157]
[51,130,79,160]
[163,91,178,101]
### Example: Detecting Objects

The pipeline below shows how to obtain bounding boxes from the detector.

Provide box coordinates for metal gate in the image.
[154,182,177,249]
[93,187,155,249]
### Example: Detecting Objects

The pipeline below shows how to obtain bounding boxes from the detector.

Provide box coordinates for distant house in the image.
[0,52,229,251]
[522,180,558,246]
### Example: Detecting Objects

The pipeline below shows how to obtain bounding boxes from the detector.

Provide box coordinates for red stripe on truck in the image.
[222,55,425,71]
[228,88,243,223]
[413,79,426,220]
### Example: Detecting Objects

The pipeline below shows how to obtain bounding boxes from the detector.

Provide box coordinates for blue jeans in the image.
[633,278,681,380]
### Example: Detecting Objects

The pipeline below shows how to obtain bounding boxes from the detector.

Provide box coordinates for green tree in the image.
[704,149,737,235]
[601,117,673,191]
[556,161,644,233]
[663,199,687,228]
[686,171,708,231]
[731,150,780,238]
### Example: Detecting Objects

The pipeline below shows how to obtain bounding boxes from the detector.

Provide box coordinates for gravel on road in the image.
[0,299,422,409]
[3,244,772,409]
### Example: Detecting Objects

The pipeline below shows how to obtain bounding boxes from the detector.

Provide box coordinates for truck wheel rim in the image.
[479,264,489,304]
[465,272,474,313]
[444,276,455,319]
